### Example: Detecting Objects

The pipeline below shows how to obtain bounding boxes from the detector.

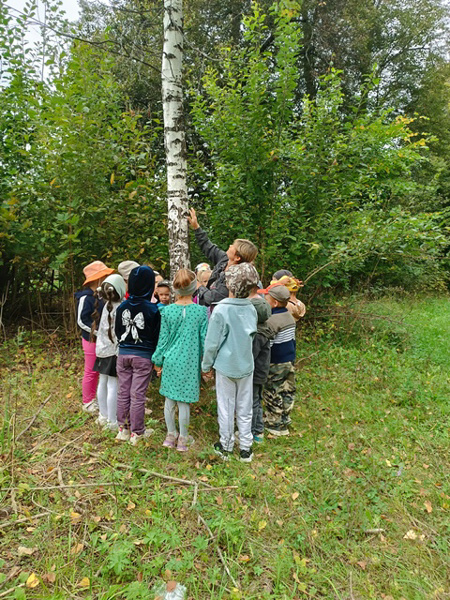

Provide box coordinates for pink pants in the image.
[82,338,98,404]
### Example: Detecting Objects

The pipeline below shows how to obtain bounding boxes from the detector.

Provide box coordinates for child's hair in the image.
[274,297,289,308]
[173,269,195,290]
[102,282,121,343]
[233,239,258,263]
[89,284,101,342]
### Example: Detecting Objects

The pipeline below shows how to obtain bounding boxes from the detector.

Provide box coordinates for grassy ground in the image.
[0,295,448,600]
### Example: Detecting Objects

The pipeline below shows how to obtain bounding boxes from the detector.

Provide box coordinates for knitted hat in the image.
[257,281,290,302]
[117,260,140,281]
[83,261,114,285]
[102,274,126,301]
[225,263,259,298]
[272,275,304,293]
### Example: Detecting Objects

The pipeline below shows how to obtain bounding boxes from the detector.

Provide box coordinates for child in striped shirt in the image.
[258,282,296,436]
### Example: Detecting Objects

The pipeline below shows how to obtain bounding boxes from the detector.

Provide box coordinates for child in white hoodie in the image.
[93,274,126,431]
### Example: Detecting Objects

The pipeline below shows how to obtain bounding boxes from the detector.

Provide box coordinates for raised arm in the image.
[188,208,227,266]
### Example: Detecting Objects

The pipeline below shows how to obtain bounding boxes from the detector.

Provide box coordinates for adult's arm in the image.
[194,227,227,267]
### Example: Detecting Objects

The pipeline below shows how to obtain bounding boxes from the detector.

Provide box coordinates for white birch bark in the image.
[162,0,190,278]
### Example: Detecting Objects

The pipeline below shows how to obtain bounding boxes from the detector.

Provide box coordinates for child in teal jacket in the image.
[202,263,258,462]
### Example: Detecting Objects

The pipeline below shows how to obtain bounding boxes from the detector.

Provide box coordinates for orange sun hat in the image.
[83,261,114,285]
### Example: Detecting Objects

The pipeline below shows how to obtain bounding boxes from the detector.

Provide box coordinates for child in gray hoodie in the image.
[248,289,274,442]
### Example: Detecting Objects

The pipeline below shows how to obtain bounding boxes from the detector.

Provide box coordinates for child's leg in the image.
[164,398,178,435]
[116,356,133,428]
[235,374,253,451]
[263,362,295,431]
[96,373,108,418]
[251,383,264,436]
[177,402,190,438]
[280,362,296,429]
[129,357,152,435]
[81,339,98,404]
[215,371,237,452]
[106,375,118,425]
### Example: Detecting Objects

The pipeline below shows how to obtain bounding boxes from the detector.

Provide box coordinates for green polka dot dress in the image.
[152,303,208,403]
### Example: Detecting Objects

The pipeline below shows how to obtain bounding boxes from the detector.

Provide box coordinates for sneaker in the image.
[266,427,289,437]
[213,441,231,461]
[253,434,264,443]
[177,435,194,452]
[82,399,99,414]
[115,426,131,441]
[129,429,154,446]
[107,421,119,432]
[239,449,253,463]
[95,414,108,427]
[163,433,178,448]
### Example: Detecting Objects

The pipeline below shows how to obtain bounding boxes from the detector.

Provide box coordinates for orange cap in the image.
[83,261,114,285]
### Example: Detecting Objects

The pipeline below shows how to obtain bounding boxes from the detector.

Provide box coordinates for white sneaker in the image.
[115,426,131,441]
[129,429,154,446]
[96,414,108,427]
[82,400,99,414]
[107,421,119,432]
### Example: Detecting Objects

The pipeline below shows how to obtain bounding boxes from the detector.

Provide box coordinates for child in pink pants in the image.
[74,261,114,413]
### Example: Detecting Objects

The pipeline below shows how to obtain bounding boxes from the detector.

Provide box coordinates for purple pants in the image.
[116,354,152,435]
[82,338,99,404]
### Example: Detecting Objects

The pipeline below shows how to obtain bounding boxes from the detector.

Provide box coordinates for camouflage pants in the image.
[263,362,296,430]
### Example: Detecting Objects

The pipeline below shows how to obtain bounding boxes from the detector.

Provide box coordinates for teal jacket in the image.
[202,298,257,378]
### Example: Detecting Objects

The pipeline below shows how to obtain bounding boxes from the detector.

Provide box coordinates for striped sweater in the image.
[267,307,296,364]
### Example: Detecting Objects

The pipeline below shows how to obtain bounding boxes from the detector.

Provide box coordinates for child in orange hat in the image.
[74,261,114,413]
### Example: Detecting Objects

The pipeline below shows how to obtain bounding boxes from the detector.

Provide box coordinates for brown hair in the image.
[233,239,258,263]
[173,268,195,290]
[103,284,120,343]
[89,287,101,342]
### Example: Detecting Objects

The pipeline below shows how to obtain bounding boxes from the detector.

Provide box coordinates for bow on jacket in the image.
[119,309,145,343]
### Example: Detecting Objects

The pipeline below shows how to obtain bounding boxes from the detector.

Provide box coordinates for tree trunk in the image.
[162,0,190,278]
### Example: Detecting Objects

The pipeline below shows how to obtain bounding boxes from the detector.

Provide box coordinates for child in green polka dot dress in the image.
[152,269,209,452]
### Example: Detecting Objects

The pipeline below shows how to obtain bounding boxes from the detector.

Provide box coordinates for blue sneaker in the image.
[253,434,264,443]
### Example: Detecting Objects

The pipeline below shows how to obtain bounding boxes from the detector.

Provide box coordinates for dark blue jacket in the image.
[115,266,161,360]
[74,288,104,342]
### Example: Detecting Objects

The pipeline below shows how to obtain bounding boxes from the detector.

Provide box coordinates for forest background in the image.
[0,0,449,326]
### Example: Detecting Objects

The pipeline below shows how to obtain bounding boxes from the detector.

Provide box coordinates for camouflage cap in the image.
[225,263,259,298]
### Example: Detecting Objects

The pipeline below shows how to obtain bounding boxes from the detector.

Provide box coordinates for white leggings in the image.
[97,374,118,424]
[164,398,190,438]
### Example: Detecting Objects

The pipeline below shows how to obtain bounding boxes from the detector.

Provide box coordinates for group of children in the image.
[75,209,306,462]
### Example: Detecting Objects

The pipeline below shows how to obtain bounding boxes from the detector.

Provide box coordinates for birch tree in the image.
[162,0,190,277]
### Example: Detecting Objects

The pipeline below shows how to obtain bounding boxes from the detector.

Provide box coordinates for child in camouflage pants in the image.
[258,282,296,436]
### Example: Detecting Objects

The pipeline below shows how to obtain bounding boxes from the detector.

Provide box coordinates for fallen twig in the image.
[89,452,213,488]
[48,433,85,458]
[0,511,51,530]
[349,570,355,600]
[363,528,385,534]
[196,512,239,589]
[295,350,320,365]
[16,395,51,441]
[191,483,198,508]
[0,583,25,598]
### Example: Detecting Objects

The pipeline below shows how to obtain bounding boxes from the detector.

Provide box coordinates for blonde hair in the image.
[233,239,258,263]
[173,268,195,290]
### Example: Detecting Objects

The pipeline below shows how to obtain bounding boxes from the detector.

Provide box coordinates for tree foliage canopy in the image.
[0,0,448,318]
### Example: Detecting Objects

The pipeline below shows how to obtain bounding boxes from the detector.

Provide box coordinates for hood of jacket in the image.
[127,266,155,304]
[74,287,94,301]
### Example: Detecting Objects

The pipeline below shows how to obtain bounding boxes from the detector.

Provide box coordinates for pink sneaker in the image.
[177,435,194,452]
[162,433,178,448]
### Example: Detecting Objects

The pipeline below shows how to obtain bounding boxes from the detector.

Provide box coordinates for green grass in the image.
[0,294,449,599]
